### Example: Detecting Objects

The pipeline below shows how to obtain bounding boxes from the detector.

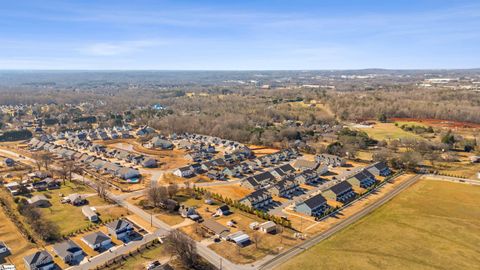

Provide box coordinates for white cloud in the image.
[81,40,165,56]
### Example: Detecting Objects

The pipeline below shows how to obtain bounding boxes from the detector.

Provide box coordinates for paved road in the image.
[259,174,422,270]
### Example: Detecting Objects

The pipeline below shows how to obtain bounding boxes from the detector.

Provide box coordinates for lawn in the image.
[279,179,480,270]
[32,182,127,236]
[104,244,168,270]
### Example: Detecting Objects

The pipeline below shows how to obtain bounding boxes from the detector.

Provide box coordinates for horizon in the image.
[2,0,480,70]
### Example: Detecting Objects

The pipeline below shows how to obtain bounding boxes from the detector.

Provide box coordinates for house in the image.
[23,251,55,270]
[292,159,318,171]
[365,161,392,177]
[173,166,195,178]
[346,170,377,189]
[270,164,296,179]
[62,193,87,206]
[206,169,225,180]
[323,181,355,202]
[82,232,112,251]
[239,189,273,209]
[316,154,346,167]
[295,193,329,217]
[141,158,157,168]
[117,167,140,180]
[258,221,277,234]
[179,207,202,221]
[5,182,20,195]
[294,169,319,185]
[215,205,231,216]
[227,231,251,247]
[241,177,261,190]
[201,219,230,238]
[268,178,299,198]
[82,206,99,222]
[0,241,9,256]
[52,240,83,265]
[27,195,50,208]
[106,219,134,240]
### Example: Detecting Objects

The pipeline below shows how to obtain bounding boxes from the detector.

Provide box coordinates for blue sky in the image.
[1,0,479,70]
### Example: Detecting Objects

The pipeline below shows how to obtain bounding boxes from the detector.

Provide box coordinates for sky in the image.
[0,0,479,70]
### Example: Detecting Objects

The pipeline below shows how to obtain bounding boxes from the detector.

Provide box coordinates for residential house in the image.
[268,178,299,198]
[116,167,140,180]
[82,232,112,251]
[316,154,346,167]
[292,159,318,171]
[27,195,50,208]
[323,181,355,202]
[294,169,319,185]
[346,170,377,189]
[23,251,55,270]
[62,193,87,206]
[270,164,296,179]
[52,240,83,265]
[106,219,134,240]
[179,207,202,221]
[173,166,195,178]
[141,158,157,168]
[365,161,392,177]
[295,193,329,217]
[239,189,273,209]
[0,242,9,256]
[258,221,277,234]
[215,205,231,216]
[201,219,230,238]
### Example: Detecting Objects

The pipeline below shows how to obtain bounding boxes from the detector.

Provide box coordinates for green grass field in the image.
[279,179,480,270]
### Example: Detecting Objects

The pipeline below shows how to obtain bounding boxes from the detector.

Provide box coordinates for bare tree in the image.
[39,151,53,171]
[167,183,178,199]
[96,181,109,201]
[253,231,262,250]
[146,182,168,208]
[164,229,200,269]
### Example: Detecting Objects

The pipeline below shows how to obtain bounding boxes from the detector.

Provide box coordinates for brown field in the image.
[248,145,280,156]
[0,207,38,268]
[204,184,252,200]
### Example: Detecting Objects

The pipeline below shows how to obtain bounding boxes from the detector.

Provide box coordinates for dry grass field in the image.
[204,183,252,200]
[0,207,38,268]
[353,122,422,141]
[279,179,480,270]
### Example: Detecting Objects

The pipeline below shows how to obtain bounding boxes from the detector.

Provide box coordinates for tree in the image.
[167,183,178,199]
[164,229,200,269]
[441,130,456,146]
[377,113,388,123]
[145,182,168,208]
[96,181,109,201]
[253,231,262,250]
